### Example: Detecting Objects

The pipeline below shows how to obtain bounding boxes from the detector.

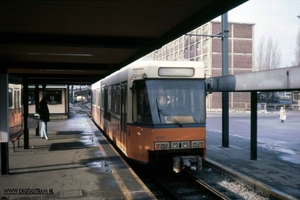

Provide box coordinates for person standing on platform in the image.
[38,97,50,139]
[279,106,286,123]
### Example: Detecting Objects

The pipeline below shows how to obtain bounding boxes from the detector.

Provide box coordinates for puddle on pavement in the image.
[259,143,300,164]
[279,154,300,164]
[94,150,104,157]
[87,160,112,173]
[79,133,112,172]
[78,133,100,147]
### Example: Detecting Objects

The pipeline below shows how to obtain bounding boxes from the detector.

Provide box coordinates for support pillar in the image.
[0,73,9,175]
[1,143,9,175]
[35,83,39,136]
[222,92,229,147]
[221,13,229,147]
[250,91,258,160]
[23,77,29,149]
[67,85,70,115]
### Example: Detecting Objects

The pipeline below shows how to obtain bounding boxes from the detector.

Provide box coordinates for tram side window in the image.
[101,87,105,109]
[132,80,152,124]
[108,86,112,111]
[92,89,96,106]
[108,84,121,114]
[97,89,101,108]
[115,85,121,114]
[15,90,20,109]
[8,88,13,108]
[111,85,116,112]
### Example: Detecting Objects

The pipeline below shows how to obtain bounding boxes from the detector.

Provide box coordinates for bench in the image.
[10,131,24,152]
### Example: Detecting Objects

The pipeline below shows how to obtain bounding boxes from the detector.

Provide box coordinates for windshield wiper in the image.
[156,98,183,127]
[156,98,162,123]
[158,109,183,127]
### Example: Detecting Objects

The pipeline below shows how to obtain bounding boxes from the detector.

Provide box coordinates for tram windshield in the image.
[133,79,206,125]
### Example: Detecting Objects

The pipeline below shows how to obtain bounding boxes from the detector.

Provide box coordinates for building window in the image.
[179,50,183,59]
[190,45,195,58]
[203,24,208,32]
[184,35,190,46]
[184,48,189,59]
[293,91,300,101]
[196,42,201,56]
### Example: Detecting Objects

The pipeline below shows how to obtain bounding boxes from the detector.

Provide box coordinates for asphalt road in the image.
[206,110,300,164]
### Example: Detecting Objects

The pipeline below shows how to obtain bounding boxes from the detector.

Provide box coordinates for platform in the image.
[2,111,300,199]
[205,111,300,200]
[0,113,155,200]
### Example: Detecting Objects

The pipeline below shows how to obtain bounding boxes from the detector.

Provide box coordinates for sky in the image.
[214,0,300,68]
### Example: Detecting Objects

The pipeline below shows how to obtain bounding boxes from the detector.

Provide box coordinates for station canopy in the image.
[0,0,247,85]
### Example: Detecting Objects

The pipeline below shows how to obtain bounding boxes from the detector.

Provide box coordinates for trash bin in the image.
[28,115,39,129]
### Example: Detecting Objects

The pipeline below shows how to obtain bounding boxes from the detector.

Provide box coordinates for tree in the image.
[255,37,281,71]
[294,28,300,66]
[255,37,282,104]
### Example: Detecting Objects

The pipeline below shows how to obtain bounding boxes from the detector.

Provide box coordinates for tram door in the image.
[103,87,108,132]
[120,82,127,150]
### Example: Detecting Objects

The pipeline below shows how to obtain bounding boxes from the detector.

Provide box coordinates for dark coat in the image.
[39,99,50,122]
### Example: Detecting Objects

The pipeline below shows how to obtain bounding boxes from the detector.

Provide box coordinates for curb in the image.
[204,158,297,200]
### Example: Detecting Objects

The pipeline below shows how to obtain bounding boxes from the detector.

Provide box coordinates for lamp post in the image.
[298,15,300,65]
[186,14,230,147]
[221,13,229,148]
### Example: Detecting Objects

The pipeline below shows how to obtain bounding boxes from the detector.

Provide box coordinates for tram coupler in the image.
[173,155,202,173]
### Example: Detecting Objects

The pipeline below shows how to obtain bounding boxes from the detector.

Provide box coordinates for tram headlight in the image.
[182,141,189,148]
[191,140,205,148]
[171,142,179,149]
[155,142,169,150]
[171,141,189,149]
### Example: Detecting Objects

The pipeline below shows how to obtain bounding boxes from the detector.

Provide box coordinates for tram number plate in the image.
[156,136,165,140]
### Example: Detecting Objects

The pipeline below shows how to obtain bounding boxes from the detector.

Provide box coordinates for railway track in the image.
[80,103,270,199]
[72,102,91,116]
[151,170,230,200]
[129,160,269,200]
[127,158,234,200]
[94,121,269,199]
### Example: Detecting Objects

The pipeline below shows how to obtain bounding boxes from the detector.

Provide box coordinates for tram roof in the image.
[0,0,247,85]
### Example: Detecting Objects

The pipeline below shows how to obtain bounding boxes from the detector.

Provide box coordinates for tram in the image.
[92,60,206,172]
[8,83,23,141]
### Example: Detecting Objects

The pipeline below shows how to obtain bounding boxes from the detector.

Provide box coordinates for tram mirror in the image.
[206,79,213,94]
[130,82,136,94]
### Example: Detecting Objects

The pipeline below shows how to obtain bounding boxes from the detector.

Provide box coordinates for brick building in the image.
[145,21,255,110]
